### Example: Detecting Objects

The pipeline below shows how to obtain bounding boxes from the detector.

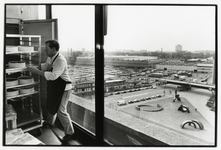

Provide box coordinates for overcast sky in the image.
[51,5,215,52]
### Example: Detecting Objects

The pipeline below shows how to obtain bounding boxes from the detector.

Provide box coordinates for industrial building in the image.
[75,56,165,68]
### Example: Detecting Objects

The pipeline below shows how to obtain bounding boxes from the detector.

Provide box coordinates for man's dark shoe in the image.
[62,134,75,141]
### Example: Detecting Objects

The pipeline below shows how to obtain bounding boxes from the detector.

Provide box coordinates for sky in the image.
[105,5,215,52]
[49,5,216,52]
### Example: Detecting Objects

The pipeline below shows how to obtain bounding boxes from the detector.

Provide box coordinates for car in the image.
[117,100,127,106]
[104,93,111,97]
[133,99,140,103]
[174,74,179,78]
[128,100,134,104]
[142,87,148,90]
[133,99,138,103]
[156,94,162,98]
[145,97,151,100]
[114,92,120,95]
[151,96,156,99]
[187,73,192,77]
[140,98,146,101]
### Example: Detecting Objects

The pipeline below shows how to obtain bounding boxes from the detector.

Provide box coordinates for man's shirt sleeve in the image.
[44,59,65,81]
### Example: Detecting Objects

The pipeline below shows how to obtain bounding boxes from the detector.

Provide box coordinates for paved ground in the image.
[99,70,216,142]
[105,83,215,129]
[162,84,215,127]
[114,84,215,144]
[119,95,214,144]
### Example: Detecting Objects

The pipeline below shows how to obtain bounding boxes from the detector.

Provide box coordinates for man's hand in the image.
[27,66,40,74]
[27,66,45,77]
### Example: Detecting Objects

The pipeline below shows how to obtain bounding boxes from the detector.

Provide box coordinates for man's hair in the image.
[45,40,60,51]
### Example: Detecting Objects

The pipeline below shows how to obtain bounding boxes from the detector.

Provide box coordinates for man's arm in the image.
[44,59,65,81]
[27,67,45,77]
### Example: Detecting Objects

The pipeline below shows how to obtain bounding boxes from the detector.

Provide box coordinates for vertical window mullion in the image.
[95,5,104,145]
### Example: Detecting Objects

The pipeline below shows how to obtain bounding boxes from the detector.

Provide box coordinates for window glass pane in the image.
[104,5,216,145]
[52,5,95,134]
[38,5,46,19]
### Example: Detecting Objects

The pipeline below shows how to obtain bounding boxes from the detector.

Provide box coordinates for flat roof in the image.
[105,80,124,83]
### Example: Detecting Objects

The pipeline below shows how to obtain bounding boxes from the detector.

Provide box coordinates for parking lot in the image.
[69,65,213,86]
[105,85,166,110]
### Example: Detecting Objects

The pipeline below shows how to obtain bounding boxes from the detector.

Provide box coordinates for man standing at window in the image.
[27,39,75,141]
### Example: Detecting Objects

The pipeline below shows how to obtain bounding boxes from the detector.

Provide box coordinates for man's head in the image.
[45,40,60,57]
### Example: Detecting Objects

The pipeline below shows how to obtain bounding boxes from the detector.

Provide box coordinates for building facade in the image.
[175,44,182,52]
[75,56,165,68]
[197,63,213,73]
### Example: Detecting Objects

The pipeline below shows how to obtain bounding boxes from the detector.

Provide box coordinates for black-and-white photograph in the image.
[1,0,219,148]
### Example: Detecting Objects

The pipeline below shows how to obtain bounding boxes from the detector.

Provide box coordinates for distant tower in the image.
[175,44,182,52]
[67,48,70,56]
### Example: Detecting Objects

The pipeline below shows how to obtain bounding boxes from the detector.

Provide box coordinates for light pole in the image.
[164,81,166,96]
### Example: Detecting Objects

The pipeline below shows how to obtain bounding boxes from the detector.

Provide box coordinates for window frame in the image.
[46,3,217,146]
[46,4,106,144]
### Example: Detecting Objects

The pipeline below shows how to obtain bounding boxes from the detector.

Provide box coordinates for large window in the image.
[103,5,216,145]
